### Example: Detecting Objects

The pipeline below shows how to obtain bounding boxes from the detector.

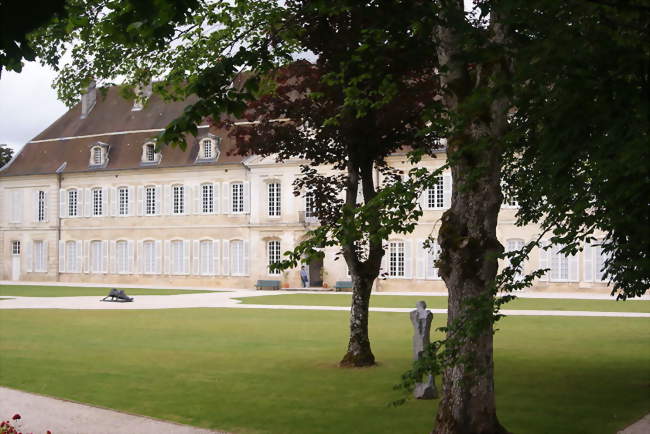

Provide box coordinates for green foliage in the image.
[0,145,13,168]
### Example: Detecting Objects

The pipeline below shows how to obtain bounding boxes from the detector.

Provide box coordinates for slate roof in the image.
[1,86,246,177]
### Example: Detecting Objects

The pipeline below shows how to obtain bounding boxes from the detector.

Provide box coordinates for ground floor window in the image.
[389,241,405,277]
[506,238,525,280]
[267,240,281,275]
[550,245,569,281]
[199,240,215,275]
[91,240,106,273]
[116,241,128,274]
[231,240,246,275]
[33,240,47,272]
[143,241,156,274]
[65,241,78,273]
[425,242,440,280]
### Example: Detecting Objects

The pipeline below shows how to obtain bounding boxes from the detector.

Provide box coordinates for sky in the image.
[0,62,67,153]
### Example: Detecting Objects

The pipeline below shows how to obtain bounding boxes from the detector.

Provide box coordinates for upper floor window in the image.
[118,187,129,216]
[267,240,281,275]
[501,181,519,208]
[201,183,214,214]
[268,182,281,216]
[232,182,244,213]
[172,185,185,214]
[68,189,79,217]
[93,147,103,165]
[423,174,451,210]
[145,186,157,215]
[389,241,405,277]
[305,192,316,218]
[37,190,47,222]
[92,188,103,216]
[9,189,22,223]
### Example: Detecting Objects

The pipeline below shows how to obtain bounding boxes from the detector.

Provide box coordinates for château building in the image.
[0,85,611,292]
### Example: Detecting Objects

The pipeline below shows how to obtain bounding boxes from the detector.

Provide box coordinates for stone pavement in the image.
[0,387,225,434]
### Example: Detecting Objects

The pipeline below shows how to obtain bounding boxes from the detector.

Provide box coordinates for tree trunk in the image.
[339,272,376,367]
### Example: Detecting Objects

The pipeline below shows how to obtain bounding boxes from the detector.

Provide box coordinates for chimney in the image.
[80,80,97,119]
[132,82,153,111]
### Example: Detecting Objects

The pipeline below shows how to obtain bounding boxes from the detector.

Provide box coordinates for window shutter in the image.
[568,252,579,282]
[81,240,88,273]
[380,243,387,276]
[59,241,65,273]
[403,240,412,279]
[222,240,230,275]
[164,240,171,274]
[443,175,452,209]
[195,185,202,215]
[102,240,109,273]
[155,240,163,274]
[213,240,221,275]
[284,178,293,217]
[128,186,135,216]
[102,187,109,216]
[583,242,594,282]
[110,187,118,216]
[418,188,427,210]
[127,240,135,274]
[59,189,66,218]
[192,240,200,275]
[538,241,550,281]
[42,240,49,272]
[155,185,162,215]
[222,183,230,214]
[84,188,92,217]
[164,184,172,215]
[416,239,426,279]
[243,240,250,276]
[243,181,251,214]
[25,240,33,272]
[42,190,49,222]
[214,182,221,214]
[137,240,144,274]
[32,190,38,223]
[75,240,83,273]
[137,187,144,215]
[109,240,117,274]
[184,186,191,215]
[183,240,190,274]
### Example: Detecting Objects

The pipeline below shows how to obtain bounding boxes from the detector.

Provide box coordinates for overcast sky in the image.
[0,62,67,154]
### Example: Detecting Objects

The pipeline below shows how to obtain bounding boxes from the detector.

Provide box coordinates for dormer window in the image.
[89,143,109,168]
[93,147,102,165]
[196,135,220,162]
[203,139,213,159]
[141,142,161,164]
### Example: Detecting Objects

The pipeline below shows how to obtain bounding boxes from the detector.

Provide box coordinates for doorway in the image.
[308,256,323,287]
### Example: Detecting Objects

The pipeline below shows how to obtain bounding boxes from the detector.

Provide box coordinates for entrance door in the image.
[11,255,20,281]
[308,256,323,287]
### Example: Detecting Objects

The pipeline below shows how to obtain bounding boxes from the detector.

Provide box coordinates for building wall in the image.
[0,153,611,293]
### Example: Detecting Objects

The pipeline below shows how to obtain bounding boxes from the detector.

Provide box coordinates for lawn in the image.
[0,308,648,434]
[0,285,218,298]
[235,293,650,313]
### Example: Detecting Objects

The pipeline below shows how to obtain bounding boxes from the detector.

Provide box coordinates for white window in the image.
[173,185,185,214]
[505,238,525,280]
[540,243,578,282]
[68,189,79,217]
[118,187,129,216]
[33,241,47,272]
[202,139,213,159]
[92,188,103,216]
[92,147,103,165]
[267,240,281,275]
[116,241,128,274]
[584,240,609,283]
[33,190,46,222]
[11,240,21,255]
[550,245,569,281]
[145,186,157,215]
[230,240,246,275]
[90,241,104,273]
[305,192,316,218]
[171,240,184,275]
[143,240,156,274]
[201,184,214,214]
[199,240,215,275]
[427,176,444,209]
[10,189,23,223]
[424,241,441,280]
[144,143,156,162]
[65,241,77,273]
[501,182,518,208]
[389,241,405,277]
[232,182,244,213]
[268,182,281,216]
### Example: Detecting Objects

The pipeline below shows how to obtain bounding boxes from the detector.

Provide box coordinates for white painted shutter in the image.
[109,240,117,274]
[192,240,200,275]
[284,178,293,217]
[380,243,388,276]
[538,241,550,281]
[127,240,135,274]
[59,241,65,272]
[416,239,426,279]
[222,183,230,214]
[155,240,163,274]
[194,185,202,214]
[25,240,33,272]
[110,187,118,216]
[214,183,220,214]
[164,184,172,215]
[78,240,85,273]
[102,187,108,216]
[84,188,92,217]
[583,242,594,282]
[102,240,109,273]
[243,240,249,276]
[568,252,579,282]
[137,240,144,274]
[213,240,221,275]
[155,185,162,215]
[183,240,190,274]
[42,240,48,271]
[443,175,452,209]
[128,186,135,216]
[42,190,48,222]
[404,240,412,278]
[164,240,171,274]
[11,190,23,223]
[59,189,66,218]
[32,190,38,223]
[137,186,144,216]
[243,181,251,214]
[222,240,230,275]
[184,186,191,215]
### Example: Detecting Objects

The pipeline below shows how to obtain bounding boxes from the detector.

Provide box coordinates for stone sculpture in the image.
[410,300,438,399]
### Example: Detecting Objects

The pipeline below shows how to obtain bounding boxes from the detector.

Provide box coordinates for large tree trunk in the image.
[432,3,511,433]
[339,272,376,367]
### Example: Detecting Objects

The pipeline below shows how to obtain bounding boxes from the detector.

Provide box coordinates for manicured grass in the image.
[0,285,218,298]
[235,293,650,312]
[0,308,648,433]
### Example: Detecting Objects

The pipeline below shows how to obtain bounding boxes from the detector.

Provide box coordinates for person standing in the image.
[300,266,309,288]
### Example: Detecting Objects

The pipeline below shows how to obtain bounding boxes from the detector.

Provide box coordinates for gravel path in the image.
[0,387,226,434]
